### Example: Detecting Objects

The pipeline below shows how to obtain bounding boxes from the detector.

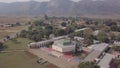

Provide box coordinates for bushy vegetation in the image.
[19,19,83,42]
[78,62,99,68]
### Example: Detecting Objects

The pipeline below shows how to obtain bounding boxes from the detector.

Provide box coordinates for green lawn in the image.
[0,52,48,68]
[4,38,32,50]
[0,38,50,68]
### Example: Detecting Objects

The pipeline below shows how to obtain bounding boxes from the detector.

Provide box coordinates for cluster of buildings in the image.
[28,28,120,68]
[28,37,81,55]
[0,24,11,28]
[84,43,114,68]
[28,35,117,68]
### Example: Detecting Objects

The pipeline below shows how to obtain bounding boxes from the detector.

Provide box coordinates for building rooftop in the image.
[29,36,67,45]
[75,28,89,32]
[88,43,109,52]
[84,50,101,62]
[98,53,114,68]
[74,36,84,40]
[92,30,101,36]
[54,39,75,47]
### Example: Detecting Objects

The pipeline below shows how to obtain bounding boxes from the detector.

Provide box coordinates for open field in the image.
[83,14,120,19]
[0,38,57,68]
[0,51,49,68]
[0,16,33,24]
[4,38,32,50]
[0,16,35,39]
[0,32,13,38]
[0,25,29,38]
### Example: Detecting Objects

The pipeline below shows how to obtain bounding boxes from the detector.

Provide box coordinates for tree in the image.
[53,28,66,36]
[44,29,53,38]
[30,34,42,42]
[74,31,84,37]
[112,46,120,52]
[20,30,28,38]
[97,32,109,43]
[110,25,118,31]
[78,62,100,68]
[34,20,45,26]
[105,21,117,26]
[109,33,116,40]
[0,42,4,50]
[83,28,93,39]
[113,59,120,68]
[116,34,120,41]
[6,35,10,39]
[84,36,94,46]
[65,23,77,34]
[61,22,67,27]
[44,14,48,20]
[118,64,120,68]
[16,22,21,26]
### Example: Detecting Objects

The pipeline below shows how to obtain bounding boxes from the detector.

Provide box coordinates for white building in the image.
[92,30,101,36]
[74,36,84,41]
[113,41,120,46]
[75,28,89,32]
[28,36,67,48]
[52,39,76,53]
[98,53,114,68]
[88,43,109,52]
[84,50,102,62]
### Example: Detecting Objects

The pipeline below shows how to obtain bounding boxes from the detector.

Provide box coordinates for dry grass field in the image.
[83,14,120,19]
[0,25,28,38]
[0,16,33,38]
[0,16,33,24]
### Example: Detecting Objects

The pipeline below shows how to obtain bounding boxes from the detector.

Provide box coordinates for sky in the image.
[0,0,80,3]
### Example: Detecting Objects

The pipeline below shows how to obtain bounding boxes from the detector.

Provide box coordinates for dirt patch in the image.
[46,64,58,68]
[25,51,37,58]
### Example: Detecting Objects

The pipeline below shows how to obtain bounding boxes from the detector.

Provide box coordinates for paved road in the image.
[29,49,79,68]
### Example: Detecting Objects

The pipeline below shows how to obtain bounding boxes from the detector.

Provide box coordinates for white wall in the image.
[52,45,75,53]
[62,46,75,52]
[52,45,63,52]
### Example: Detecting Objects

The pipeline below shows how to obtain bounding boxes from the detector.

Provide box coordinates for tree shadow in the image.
[0,45,8,51]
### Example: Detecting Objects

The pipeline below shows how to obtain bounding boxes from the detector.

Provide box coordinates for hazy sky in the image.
[0,0,80,3]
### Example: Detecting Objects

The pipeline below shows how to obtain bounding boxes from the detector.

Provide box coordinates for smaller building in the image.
[92,30,101,36]
[28,36,67,48]
[98,53,114,68]
[28,40,53,48]
[74,36,84,41]
[93,40,100,44]
[84,50,102,62]
[88,43,109,52]
[52,39,76,53]
[75,28,89,32]
[113,41,120,46]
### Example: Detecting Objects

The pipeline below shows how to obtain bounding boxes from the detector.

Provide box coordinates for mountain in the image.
[0,0,120,17]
